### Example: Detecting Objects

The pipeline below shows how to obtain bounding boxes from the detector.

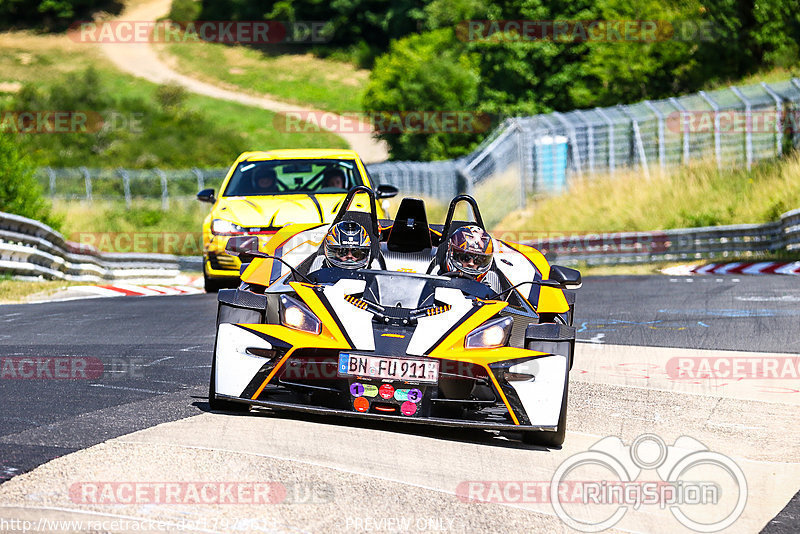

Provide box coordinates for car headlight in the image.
[211,219,244,236]
[465,316,513,349]
[280,295,322,334]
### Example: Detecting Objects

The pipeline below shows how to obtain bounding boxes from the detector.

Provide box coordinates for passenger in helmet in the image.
[444,225,493,279]
[324,220,371,269]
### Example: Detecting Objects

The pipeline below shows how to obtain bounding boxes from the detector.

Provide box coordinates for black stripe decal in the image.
[428,306,482,353]
[307,194,324,223]
[315,290,354,348]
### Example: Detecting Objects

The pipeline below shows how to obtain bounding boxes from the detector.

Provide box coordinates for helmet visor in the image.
[328,246,370,263]
[451,248,492,275]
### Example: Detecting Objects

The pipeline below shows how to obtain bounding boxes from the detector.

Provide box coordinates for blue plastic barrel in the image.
[535,135,568,192]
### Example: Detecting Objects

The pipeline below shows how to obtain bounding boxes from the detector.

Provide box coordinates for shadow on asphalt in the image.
[190,400,557,452]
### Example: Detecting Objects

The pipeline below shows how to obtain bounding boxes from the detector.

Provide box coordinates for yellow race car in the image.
[197,149,397,292]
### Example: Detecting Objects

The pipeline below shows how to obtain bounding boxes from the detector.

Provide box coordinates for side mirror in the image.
[375,184,399,199]
[197,188,215,203]
[549,265,582,289]
[225,235,262,263]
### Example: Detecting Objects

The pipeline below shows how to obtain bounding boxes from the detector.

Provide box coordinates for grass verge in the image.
[497,153,800,235]
[158,41,369,113]
[0,30,347,170]
[0,277,81,303]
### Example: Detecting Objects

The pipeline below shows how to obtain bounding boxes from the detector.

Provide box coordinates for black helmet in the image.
[324,221,371,269]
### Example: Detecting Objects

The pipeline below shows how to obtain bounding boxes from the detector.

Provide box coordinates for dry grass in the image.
[0,278,80,303]
[496,153,800,235]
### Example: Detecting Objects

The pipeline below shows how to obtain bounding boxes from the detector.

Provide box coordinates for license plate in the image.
[338,353,439,383]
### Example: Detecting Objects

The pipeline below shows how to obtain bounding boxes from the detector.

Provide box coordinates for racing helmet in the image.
[445,225,493,277]
[324,221,371,269]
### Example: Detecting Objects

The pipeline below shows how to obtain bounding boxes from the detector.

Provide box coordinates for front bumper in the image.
[212,323,568,431]
[215,394,557,432]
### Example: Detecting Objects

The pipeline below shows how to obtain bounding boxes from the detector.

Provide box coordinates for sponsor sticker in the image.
[378,384,395,399]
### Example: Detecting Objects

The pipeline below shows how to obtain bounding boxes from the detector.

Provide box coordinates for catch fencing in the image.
[37,79,800,219]
[372,78,800,214]
[0,211,185,281]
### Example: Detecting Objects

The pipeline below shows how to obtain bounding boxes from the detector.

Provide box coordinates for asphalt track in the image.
[0,275,798,533]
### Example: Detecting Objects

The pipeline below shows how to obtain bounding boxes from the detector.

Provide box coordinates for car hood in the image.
[213,194,371,227]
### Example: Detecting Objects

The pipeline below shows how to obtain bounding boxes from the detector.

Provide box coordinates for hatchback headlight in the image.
[211,219,244,235]
[280,295,322,334]
[465,316,513,349]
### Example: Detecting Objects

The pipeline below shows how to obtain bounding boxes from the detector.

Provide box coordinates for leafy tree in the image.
[0,133,60,229]
[363,29,482,160]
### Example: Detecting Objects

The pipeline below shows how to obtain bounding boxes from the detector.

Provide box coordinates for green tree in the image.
[363,28,482,160]
[0,133,59,229]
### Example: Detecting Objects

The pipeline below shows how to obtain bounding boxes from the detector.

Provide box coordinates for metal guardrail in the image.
[0,211,182,281]
[527,208,800,266]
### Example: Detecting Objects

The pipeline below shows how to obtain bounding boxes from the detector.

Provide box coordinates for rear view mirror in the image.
[197,188,215,203]
[376,184,399,199]
[225,235,262,263]
[549,265,582,289]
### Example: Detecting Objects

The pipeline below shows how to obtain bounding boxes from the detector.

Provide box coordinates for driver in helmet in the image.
[322,220,372,269]
[440,225,496,285]
[251,165,278,193]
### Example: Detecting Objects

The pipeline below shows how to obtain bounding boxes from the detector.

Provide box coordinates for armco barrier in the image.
[528,207,800,266]
[0,211,182,281]
[3,206,799,278]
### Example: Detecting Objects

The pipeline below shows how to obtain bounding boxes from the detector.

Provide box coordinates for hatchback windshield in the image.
[223,159,366,196]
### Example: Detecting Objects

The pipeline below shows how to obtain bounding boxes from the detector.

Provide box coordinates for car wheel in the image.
[204,268,224,293]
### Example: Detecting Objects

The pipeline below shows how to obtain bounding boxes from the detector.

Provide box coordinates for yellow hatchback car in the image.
[197,149,397,292]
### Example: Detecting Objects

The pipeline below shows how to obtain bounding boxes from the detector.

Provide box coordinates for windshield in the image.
[223,159,366,197]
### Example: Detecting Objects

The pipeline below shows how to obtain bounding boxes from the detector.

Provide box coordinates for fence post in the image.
[643,101,666,171]
[575,111,595,175]
[698,91,722,169]
[730,87,753,170]
[669,97,691,164]
[192,167,204,191]
[46,167,56,196]
[619,106,650,179]
[595,107,615,174]
[80,167,92,203]
[118,168,132,209]
[155,168,169,211]
[760,82,783,157]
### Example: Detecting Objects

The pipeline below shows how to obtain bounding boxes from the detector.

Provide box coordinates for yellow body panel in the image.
[201,149,386,280]
[503,241,569,314]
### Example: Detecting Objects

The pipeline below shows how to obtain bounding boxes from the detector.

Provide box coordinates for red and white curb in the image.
[58,275,206,300]
[662,261,800,276]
